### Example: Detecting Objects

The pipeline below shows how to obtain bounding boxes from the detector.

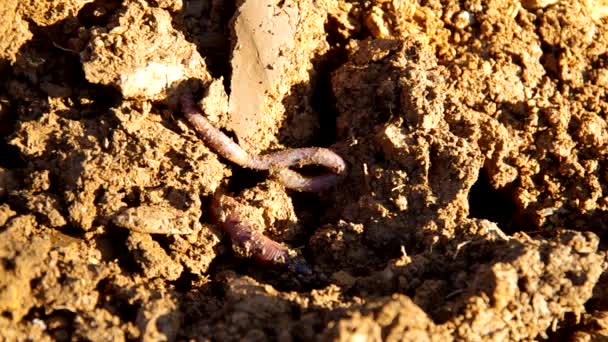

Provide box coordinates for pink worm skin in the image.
[211,193,290,265]
[181,93,343,271]
[180,95,346,192]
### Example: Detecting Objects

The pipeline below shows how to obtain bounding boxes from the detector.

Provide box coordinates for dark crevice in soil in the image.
[468,168,534,234]
[213,0,237,86]
[170,270,200,292]
[206,251,249,281]
[290,191,324,242]
[587,272,608,311]
[92,186,106,208]
[225,167,268,194]
[95,277,139,323]
[0,86,25,169]
[0,143,25,169]
[198,194,215,224]
[23,21,87,84]
[253,268,327,293]
[76,83,123,116]
[175,0,236,83]
[23,305,78,341]
[207,240,326,293]
[33,308,76,341]
[122,187,143,208]
[77,0,123,28]
[278,18,350,148]
[545,311,581,341]
[1,310,12,320]
[211,255,268,288]
[53,224,88,240]
[307,54,344,147]
[22,305,44,322]
[96,226,140,273]
[539,41,561,81]
[150,233,174,254]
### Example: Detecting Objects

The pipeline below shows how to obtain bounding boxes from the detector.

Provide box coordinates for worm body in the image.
[212,192,311,274]
[180,95,250,166]
[274,169,342,193]
[180,92,343,273]
[247,147,347,174]
[180,94,346,192]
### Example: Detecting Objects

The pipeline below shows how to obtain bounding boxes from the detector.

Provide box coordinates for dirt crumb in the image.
[0,215,49,322]
[322,295,449,341]
[448,231,605,340]
[81,0,210,100]
[19,0,94,26]
[0,1,32,64]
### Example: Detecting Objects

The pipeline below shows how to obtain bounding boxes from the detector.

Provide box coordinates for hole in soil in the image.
[77,0,123,28]
[122,187,143,207]
[279,21,349,148]
[53,224,87,240]
[97,226,140,273]
[150,233,173,253]
[1,257,16,271]
[289,191,325,269]
[0,143,24,169]
[170,270,200,292]
[23,306,45,321]
[95,277,139,324]
[199,194,214,224]
[539,42,560,80]
[468,169,523,234]
[586,272,608,312]
[45,309,77,341]
[79,83,123,115]
[290,191,324,230]
[0,97,25,169]
[206,0,236,83]
[225,167,267,193]
[545,311,580,341]
[308,58,342,147]
[176,0,236,82]
[206,249,248,278]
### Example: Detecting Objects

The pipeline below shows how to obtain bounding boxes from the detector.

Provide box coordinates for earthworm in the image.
[180,94,346,192]
[180,92,344,273]
[212,191,311,274]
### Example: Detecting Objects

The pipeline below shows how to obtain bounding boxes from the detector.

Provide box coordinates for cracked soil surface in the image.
[1,0,608,340]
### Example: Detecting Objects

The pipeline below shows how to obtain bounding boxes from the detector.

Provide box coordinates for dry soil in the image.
[1,0,608,341]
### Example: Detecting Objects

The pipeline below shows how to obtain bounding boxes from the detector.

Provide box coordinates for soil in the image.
[1,0,608,341]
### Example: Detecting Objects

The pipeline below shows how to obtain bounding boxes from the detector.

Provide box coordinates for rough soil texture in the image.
[1,0,608,341]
